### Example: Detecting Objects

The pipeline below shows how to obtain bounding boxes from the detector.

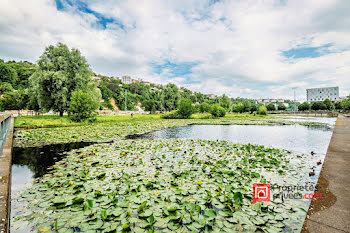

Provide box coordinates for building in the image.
[121,75,132,84]
[307,87,339,103]
[207,94,217,99]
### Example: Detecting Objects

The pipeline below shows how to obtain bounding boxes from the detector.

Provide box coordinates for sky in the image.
[0,0,349,101]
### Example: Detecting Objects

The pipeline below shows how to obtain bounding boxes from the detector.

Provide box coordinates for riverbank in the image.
[14,114,330,147]
[302,114,350,233]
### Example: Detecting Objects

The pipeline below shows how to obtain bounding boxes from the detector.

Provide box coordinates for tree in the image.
[199,102,210,113]
[298,102,310,111]
[0,82,14,94]
[342,98,350,111]
[242,100,251,113]
[311,102,327,111]
[250,104,257,113]
[161,83,180,111]
[210,104,226,117]
[266,103,276,111]
[0,61,17,84]
[323,99,334,110]
[219,94,231,111]
[68,90,99,122]
[257,105,268,115]
[29,43,94,116]
[1,91,24,112]
[277,103,286,111]
[177,98,193,118]
[232,103,244,113]
[335,101,343,110]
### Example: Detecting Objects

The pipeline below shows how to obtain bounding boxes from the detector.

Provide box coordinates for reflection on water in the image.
[140,124,334,155]
[11,142,94,201]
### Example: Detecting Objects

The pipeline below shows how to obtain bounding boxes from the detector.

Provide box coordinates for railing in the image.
[0,115,12,156]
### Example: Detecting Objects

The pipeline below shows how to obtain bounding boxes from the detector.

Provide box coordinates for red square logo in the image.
[253,183,270,204]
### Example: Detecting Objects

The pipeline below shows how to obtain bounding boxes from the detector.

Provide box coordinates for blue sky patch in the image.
[150,61,200,79]
[282,43,333,59]
[55,0,124,30]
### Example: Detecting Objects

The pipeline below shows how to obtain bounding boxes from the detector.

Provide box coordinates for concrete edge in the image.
[0,115,14,233]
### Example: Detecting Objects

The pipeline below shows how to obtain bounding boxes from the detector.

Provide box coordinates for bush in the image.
[323,99,334,110]
[277,103,286,111]
[177,98,193,118]
[210,104,226,117]
[298,102,310,111]
[266,103,276,111]
[257,105,268,115]
[199,102,211,113]
[161,110,182,119]
[250,104,257,113]
[311,102,327,111]
[68,90,99,122]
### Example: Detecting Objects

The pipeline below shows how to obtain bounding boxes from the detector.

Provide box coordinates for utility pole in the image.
[125,89,127,112]
[292,87,297,113]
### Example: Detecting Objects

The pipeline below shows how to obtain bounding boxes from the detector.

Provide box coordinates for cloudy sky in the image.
[1,0,349,100]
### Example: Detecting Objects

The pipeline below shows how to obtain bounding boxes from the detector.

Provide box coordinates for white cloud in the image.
[0,0,349,100]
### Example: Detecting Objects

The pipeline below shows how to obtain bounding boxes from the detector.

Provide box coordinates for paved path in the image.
[0,116,14,233]
[302,114,350,233]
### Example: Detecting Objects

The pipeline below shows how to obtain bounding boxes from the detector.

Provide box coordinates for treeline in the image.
[298,98,350,111]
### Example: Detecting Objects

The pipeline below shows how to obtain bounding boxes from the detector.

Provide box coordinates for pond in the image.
[10,117,337,232]
[137,124,334,155]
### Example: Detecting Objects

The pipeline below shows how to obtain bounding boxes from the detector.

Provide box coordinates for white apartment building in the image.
[307,87,339,103]
[121,75,132,84]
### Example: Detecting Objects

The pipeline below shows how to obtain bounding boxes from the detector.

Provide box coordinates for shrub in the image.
[177,98,193,118]
[69,90,99,122]
[210,104,226,117]
[199,102,211,113]
[257,105,268,115]
[311,102,327,111]
[266,103,276,111]
[277,103,286,111]
[161,110,182,119]
[298,102,310,111]
[323,99,334,110]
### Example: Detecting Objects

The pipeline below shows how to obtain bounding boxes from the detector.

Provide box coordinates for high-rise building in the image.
[307,87,339,103]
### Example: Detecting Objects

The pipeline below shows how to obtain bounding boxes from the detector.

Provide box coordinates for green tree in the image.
[177,98,193,118]
[232,103,244,113]
[250,104,257,113]
[266,103,276,111]
[277,103,286,111]
[29,43,94,116]
[68,90,99,122]
[0,82,14,94]
[257,105,268,115]
[161,83,180,111]
[0,61,17,84]
[219,94,231,111]
[298,102,310,111]
[334,101,343,110]
[311,102,327,111]
[210,104,226,117]
[1,91,24,112]
[242,100,251,113]
[199,102,210,113]
[323,99,334,110]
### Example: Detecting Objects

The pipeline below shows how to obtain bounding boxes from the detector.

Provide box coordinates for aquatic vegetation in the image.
[14,117,328,147]
[12,139,313,232]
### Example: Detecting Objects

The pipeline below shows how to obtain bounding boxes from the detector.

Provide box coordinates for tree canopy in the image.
[29,43,94,116]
